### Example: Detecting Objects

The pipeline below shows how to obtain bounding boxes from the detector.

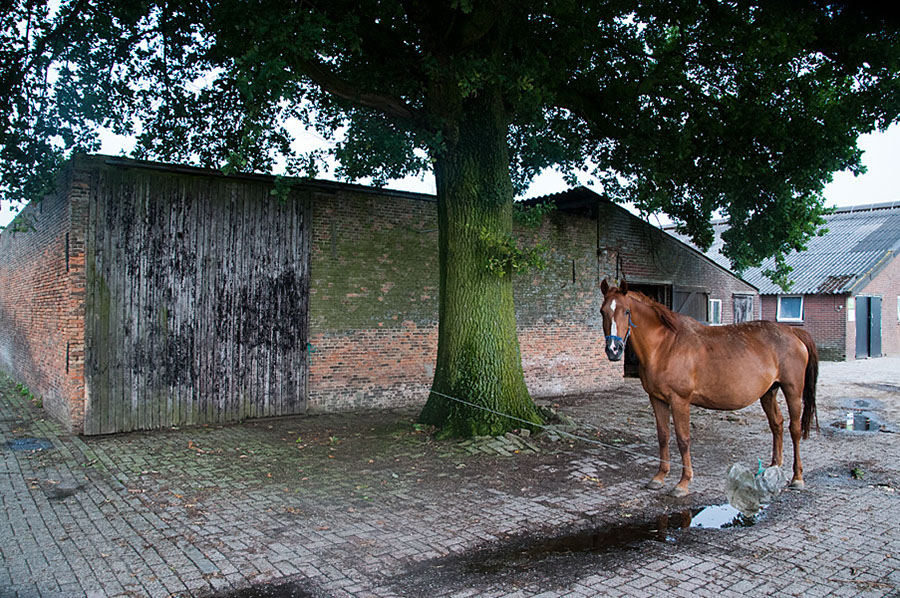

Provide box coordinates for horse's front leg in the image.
[670,398,693,498]
[646,396,671,490]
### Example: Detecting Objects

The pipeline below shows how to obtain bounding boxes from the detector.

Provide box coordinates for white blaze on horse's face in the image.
[602,293,627,361]
[608,300,618,351]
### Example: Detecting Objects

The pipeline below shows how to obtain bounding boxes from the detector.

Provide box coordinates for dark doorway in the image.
[856,296,882,358]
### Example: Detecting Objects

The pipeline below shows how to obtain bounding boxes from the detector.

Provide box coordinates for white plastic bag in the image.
[725,462,787,515]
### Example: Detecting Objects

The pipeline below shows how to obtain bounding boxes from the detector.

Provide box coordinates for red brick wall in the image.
[515,210,621,397]
[760,293,849,361]
[1,156,763,430]
[307,189,440,411]
[307,192,758,411]
[857,253,900,357]
[0,166,87,431]
[597,202,760,325]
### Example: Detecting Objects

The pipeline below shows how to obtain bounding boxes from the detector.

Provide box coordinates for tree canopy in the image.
[3,1,898,275]
[3,0,900,433]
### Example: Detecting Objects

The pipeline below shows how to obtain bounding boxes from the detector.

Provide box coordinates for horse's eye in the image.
[625,309,630,315]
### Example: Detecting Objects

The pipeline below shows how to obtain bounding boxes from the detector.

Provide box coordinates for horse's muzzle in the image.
[605,339,624,361]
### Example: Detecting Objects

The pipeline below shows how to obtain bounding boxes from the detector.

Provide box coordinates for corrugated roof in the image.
[665,203,900,295]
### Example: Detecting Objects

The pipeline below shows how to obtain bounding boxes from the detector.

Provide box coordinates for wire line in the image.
[427,389,692,472]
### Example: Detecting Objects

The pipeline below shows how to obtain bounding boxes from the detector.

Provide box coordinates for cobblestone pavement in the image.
[2,358,899,598]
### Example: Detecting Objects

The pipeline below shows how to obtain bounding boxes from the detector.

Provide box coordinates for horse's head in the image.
[600,277,635,361]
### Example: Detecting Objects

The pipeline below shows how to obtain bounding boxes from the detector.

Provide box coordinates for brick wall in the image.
[857,252,900,357]
[1,156,761,431]
[307,189,440,411]
[0,166,87,431]
[515,209,619,397]
[308,191,758,411]
[760,293,848,361]
[600,202,759,325]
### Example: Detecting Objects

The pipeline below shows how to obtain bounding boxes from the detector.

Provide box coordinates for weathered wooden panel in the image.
[84,167,310,434]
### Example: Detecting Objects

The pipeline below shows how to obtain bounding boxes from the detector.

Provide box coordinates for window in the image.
[709,299,722,325]
[777,295,804,322]
[733,294,753,323]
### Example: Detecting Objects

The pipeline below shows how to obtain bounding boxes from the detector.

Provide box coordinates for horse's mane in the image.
[629,291,682,333]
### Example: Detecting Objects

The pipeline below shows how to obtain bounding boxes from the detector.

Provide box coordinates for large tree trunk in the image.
[418,87,542,437]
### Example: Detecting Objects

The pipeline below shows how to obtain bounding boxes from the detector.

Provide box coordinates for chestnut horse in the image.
[600,278,818,497]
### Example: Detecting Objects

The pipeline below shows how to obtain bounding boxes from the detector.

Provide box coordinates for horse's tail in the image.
[791,327,819,439]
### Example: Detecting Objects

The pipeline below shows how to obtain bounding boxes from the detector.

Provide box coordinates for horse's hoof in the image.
[646,480,665,491]
[789,479,806,490]
[669,486,690,498]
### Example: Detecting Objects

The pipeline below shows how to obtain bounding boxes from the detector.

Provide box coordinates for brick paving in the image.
[1,359,899,597]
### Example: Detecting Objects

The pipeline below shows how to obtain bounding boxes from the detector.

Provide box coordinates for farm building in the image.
[665,202,900,361]
[0,155,756,434]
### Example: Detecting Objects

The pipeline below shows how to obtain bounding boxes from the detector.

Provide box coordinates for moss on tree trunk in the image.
[418,87,542,437]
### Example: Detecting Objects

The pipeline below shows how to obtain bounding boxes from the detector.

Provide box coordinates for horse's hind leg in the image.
[646,396,671,490]
[760,386,784,467]
[782,382,805,488]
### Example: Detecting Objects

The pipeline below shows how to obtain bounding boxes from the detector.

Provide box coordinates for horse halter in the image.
[605,310,637,347]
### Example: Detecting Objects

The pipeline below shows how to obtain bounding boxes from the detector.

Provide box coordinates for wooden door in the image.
[870,297,882,358]
[84,169,311,434]
[856,297,870,359]
[674,287,709,323]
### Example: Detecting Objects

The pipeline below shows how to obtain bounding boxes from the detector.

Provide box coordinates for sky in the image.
[2,122,898,229]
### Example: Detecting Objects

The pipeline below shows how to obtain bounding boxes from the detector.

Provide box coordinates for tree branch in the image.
[296,56,424,125]
[555,85,630,141]
[23,0,90,73]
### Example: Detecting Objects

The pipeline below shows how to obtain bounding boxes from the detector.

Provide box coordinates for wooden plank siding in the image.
[83,167,310,434]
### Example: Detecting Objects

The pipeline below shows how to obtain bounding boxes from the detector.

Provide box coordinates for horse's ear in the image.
[601,279,610,295]
[620,277,629,295]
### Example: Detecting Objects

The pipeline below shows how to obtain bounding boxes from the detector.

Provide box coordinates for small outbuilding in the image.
[666,202,900,361]
[0,156,756,434]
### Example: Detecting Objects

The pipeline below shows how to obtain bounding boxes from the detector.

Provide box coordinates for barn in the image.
[0,155,756,434]
[666,202,900,361]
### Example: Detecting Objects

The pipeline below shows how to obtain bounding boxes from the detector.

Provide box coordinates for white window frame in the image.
[709,298,722,325]
[776,295,804,322]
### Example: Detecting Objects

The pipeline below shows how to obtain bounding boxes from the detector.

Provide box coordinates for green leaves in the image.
[513,200,556,229]
[478,228,548,278]
[2,0,899,290]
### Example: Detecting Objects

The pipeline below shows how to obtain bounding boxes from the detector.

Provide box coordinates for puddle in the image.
[208,580,316,597]
[402,505,762,593]
[689,503,758,528]
[832,412,893,433]
[6,437,53,452]
[465,504,761,575]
